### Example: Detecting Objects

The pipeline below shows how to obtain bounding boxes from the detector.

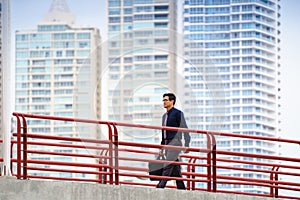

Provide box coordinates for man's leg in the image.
[157,143,181,188]
[172,164,186,190]
[156,163,174,188]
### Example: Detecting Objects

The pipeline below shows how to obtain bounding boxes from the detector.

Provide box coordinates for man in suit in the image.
[156,93,190,189]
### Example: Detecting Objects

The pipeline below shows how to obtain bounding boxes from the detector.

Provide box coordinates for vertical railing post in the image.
[15,114,22,179]
[112,123,119,185]
[210,134,217,192]
[187,158,192,190]
[104,150,109,184]
[10,141,14,174]
[98,149,105,184]
[191,158,197,190]
[187,157,197,190]
[205,132,212,192]
[21,115,28,179]
[270,166,275,197]
[275,167,280,198]
[270,166,280,198]
[107,123,114,184]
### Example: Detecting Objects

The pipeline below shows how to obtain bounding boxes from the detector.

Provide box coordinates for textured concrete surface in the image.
[0,176,281,200]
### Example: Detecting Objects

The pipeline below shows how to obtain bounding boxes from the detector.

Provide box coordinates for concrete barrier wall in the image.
[0,176,281,200]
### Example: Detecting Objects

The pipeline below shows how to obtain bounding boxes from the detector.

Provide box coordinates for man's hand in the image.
[183,148,189,154]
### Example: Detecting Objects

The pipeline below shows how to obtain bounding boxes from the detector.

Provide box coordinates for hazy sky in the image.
[10,0,300,144]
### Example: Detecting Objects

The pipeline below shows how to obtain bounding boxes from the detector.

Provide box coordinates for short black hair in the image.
[163,93,176,105]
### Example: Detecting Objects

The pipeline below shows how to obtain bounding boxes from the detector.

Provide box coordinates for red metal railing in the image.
[4,112,300,199]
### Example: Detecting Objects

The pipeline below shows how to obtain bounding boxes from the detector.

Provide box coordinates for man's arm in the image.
[160,114,166,155]
[180,112,191,148]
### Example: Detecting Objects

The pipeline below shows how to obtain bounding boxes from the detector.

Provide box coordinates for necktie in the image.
[163,112,168,140]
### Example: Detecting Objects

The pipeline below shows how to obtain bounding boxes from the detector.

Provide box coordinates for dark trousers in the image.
[156,139,186,189]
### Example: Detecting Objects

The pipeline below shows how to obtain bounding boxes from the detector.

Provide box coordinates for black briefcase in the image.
[148,155,165,181]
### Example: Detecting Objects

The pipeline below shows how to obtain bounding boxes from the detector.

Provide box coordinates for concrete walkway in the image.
[0,176,281,200]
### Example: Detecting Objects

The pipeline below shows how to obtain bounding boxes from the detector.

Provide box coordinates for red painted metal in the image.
[15,113,22,179]
[2,112,299,199]
[111,124,119,185]
[20,115,28,179]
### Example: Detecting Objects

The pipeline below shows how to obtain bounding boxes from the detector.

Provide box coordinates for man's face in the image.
[163,96,173,109]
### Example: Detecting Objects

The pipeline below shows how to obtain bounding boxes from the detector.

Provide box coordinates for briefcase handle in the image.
[156,154,166,160]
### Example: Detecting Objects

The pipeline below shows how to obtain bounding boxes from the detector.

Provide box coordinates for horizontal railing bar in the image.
[118,148,158,155]
[27,175,102,183]
[217,150,300,163]
[117,156,207,168]
[217,175,300,187]
[26,150,111,159]
[216,165,274,174]
[119,141,208,153]
[277,195,300,200]
[25,159,110,168]
[19,141,110,151]
[217,157,300,170]
[118,165,208,177]
[12,133,111,144]
[118,147,209,161]
[269,184,300,192]
[26,166,112,175]
[13,112,110,126]
[216,165,300,178]
[216,180,277,188]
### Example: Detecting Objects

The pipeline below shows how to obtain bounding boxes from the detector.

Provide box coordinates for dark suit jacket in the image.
[161,107,191,147]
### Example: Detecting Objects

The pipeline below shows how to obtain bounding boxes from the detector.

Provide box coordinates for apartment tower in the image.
[106,0,177,142]
[182,0,280,193]
[15,0,101,177]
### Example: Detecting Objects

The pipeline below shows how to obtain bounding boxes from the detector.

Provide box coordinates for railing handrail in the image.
[12,112,300,145]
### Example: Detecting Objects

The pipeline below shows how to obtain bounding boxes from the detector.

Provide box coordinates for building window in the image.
[109,17,120,23]
[155,55,168,61]
[124,8,132,14]
[56,51,63,57]
[77,33,90,39]
[232,6,240,12]
[124,0,132,6]
[108,0,121,7]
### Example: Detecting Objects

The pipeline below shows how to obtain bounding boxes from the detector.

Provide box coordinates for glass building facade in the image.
[182,0,280,193]
[106,0,179,182]
[106,0,177,142]
[15,3,101,177]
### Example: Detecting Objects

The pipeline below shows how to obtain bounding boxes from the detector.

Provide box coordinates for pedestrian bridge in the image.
[0,177,282,200]
[0,112,300,199]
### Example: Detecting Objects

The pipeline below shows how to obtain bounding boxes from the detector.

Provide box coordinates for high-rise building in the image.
[15,0,101,177]
[106,0,177,143]
[182,0,280,193]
